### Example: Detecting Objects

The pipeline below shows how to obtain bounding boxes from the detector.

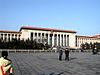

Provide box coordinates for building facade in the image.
[0,26,100,48]
[20,26,76,48]
[76,35,100,48]
[0,30,21,41]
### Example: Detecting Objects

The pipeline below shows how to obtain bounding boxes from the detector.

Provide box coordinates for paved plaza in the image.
[8,52,100,75]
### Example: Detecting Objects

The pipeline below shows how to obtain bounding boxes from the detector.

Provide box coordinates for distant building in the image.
[0,30,21,41]
[76,35,100,48]
[0,26,100,48]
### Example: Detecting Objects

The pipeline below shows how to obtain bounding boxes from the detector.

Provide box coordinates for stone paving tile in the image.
[9,52,100,75]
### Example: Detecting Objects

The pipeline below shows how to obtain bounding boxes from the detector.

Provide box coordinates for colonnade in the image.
[0,33,21,41]
[30,32,69,47]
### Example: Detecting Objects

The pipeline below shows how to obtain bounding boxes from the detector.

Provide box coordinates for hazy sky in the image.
[0,0,100,36]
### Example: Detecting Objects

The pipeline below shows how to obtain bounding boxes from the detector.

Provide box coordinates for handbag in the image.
[0,66,14,75]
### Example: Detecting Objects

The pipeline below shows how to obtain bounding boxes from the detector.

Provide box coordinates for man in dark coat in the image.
[59,48,63,61]
[65,48,70,61]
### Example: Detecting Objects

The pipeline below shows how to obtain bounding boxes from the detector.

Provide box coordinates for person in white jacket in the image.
[0,51,13,75]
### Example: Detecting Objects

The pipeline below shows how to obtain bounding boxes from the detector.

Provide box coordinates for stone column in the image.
[33,32,35,41]
[17,34,18,40]
[57,34,58,46]
[52,34,54,47]
[48,33,50,45]
[13,34,15,39]
[44,33,46,39]
[65,35,66,47]
[40,33,42,43]
[66,35,67,47]
[15,34,17,40]
[6,34,8,41]
[63,34,65,46]
[11,34,13,40]
[3,34,4,41]
[44,33,46,45]
[60,34,61,46]
[36,33,38,42]
[10,34,12,41]
[4,34,6,41]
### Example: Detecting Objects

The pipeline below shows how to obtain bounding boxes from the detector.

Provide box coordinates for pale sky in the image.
[0,0,100,36]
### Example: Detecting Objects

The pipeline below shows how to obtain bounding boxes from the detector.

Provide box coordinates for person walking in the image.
[65,48,70,61]
[0,51,13,75]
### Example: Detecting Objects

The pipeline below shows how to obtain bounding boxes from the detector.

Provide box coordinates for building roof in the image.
[93,35,100,38]
[76,35,99,38]
[0,30,21,34]
[20,26,77,33]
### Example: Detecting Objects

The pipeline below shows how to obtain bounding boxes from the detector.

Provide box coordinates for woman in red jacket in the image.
[0,51,13,75]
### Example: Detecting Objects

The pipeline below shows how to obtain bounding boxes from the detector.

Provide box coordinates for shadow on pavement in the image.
[69,57,77,60]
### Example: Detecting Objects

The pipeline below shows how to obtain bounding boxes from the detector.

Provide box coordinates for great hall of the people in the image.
[0,26,100,48]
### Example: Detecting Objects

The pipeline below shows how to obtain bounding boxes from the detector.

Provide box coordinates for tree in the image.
[81,43,85,49]
[0,38,52,50]
[89,42,93,49]
[84,43,89,49]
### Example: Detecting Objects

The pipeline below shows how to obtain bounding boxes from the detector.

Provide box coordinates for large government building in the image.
[0,26,100,48]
